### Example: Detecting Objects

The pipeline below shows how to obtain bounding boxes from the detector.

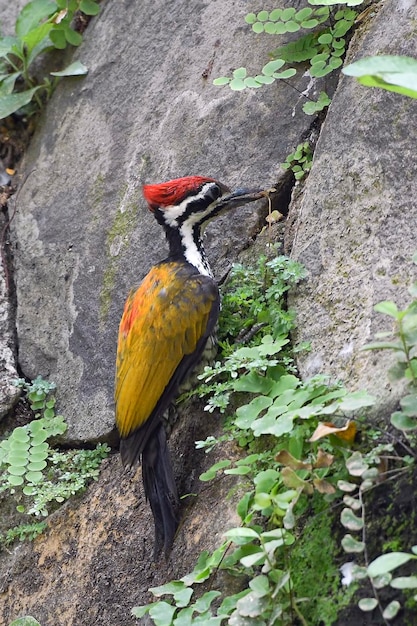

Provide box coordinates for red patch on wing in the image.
[142,176,216,211]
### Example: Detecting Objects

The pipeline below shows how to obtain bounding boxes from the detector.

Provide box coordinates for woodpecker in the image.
[114,176,264,557]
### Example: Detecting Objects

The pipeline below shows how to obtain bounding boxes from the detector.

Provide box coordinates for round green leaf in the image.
[264,22,277,34]
[318,33,333,44]
[341,534,365,553]
[25,471,44,484]
[80,0,100,15]
[233,67,247,79]
[8,465,27,476]
[262,59,285,76]
[213,77,230,86]
[23,485,36,496]
[382,600,401,620]
[269,8,282,20]
[301,19,319,28]
[8,474,24,486]
[281,7,296,21]
[244,77,262,88]
[358,598,378,612]
[245,13,257,24]
[296,7,313,21]
[27,460,47,471]
[286,20,300,32]
[252,22,264,34]
[391,411,417,431]
[256,10,269,21]
[12,427,30,443]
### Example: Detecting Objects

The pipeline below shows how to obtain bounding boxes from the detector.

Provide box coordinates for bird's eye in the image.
[205,183,222,203]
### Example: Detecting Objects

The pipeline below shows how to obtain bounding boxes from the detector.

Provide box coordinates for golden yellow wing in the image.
[115,262,219,441]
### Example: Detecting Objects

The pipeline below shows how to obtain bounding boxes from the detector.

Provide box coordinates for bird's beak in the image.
[218,187,267,210]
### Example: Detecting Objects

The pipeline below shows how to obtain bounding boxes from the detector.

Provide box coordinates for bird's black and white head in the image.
[143,176,264,276]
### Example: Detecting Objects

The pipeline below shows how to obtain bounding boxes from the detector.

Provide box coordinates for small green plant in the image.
[338,447,415,622]
[0,376,110,518]
[0,0,100,119]
[281,141,313,180]
[214,0,363,114]
[133,255,377,625]
[0,520,47,548]
[363,252,417,431]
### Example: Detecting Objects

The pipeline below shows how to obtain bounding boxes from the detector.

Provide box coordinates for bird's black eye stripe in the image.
[180,183,222,221]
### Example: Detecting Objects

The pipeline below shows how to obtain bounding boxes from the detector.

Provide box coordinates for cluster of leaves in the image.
[338,446,416,622]
[133,255,378,625]
[0,376,109,519]
[0,0,100,119]
[0,520,47,548]
[214,0,362,114]
[281,140,313,180]
[134,250,417,625]
[363,252,417,432]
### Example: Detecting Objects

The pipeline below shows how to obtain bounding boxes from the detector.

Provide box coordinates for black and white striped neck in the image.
[164,221,213,277]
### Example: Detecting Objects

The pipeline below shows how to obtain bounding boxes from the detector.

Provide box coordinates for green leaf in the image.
[8,474,24,486]
[245,13,257,24]
[193,591,222,613]
[25,470,44,484]
[238,76,262,88]
[368,552,415,578]
[400,394,417,416]
[131,605,152,619]
[49,28,67,49]
[16,0,57,36]
[318,33,332,44]
[50,60,88,76]
[224,527,260,540]
[252,22,264,34]
[148,601,177,626]
[213,77,230,86]
[199,459,231,481]
[273,68,297,79]
[224,466,252,476]
[338,390,375,411]
[341,508,363,531]
[0,87,41,120]
[269,8,283,21]
[382,600,401,619]
[341,534,365,553]
[391,411,417,431]
[22,21,54,58]
[391,576,417,589]
[296,7,313,21]
[256,10,269,21]
[343,55,417,99]
[80,0,100,15]
[358,598,378,612]
[64,25,83,46]
[229,78,246,91]
[281,7,296,21]
[249,575,270,597]
[235,396,272,428]
[262,59,285,76]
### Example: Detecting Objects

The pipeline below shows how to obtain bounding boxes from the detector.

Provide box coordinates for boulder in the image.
[11,0,312,442]
[288,0,417,415]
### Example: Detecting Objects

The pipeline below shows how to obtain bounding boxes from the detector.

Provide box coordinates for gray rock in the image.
[11,0,312,441]
[0,217,20,418]
[289,0,417,415]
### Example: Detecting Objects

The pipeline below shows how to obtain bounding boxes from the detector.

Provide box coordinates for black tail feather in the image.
[142,423,180,558]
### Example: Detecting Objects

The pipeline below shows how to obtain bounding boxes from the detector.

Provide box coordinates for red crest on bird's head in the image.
[142,176,218,211]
